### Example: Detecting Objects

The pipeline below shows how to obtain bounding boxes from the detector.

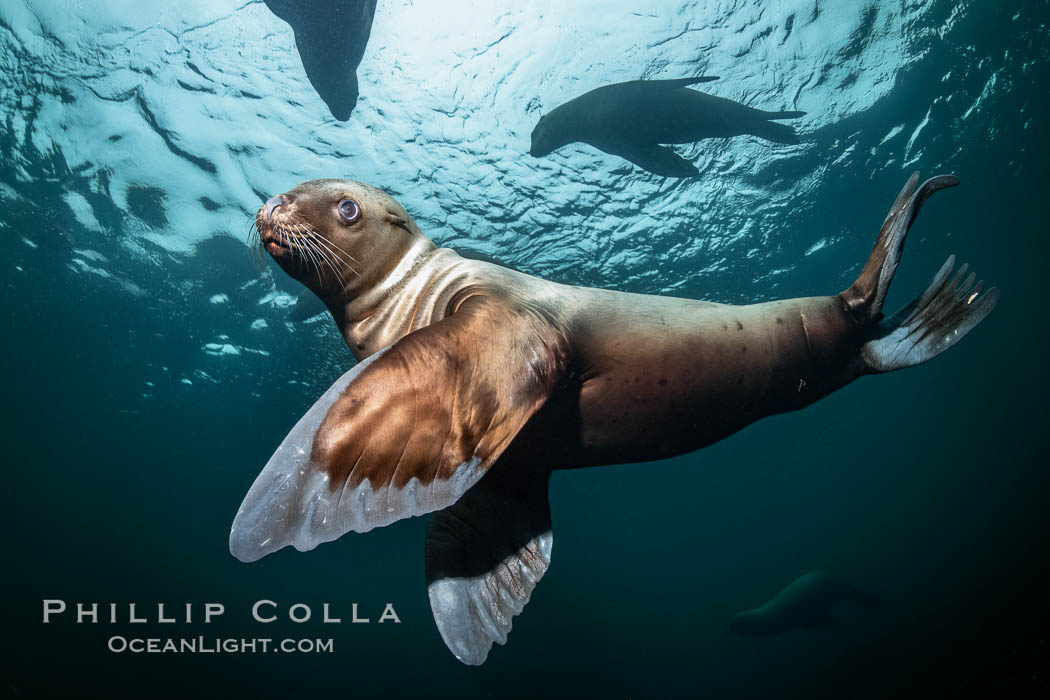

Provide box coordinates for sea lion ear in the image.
[229,297,568,563]
[385,211,411,232]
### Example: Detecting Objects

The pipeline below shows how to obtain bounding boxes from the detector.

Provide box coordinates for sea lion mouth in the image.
[260,228,291,255]
[256,220,295,258]
[265,238,290,255]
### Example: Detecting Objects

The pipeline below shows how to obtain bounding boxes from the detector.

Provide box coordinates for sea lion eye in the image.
[337,198,361,223]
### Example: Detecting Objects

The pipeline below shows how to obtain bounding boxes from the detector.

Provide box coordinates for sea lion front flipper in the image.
[426,464,553,665]
[609,142,699,178]
[229,296,568,563]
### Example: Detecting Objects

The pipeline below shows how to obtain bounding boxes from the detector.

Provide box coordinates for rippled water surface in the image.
[2,0,1048,697]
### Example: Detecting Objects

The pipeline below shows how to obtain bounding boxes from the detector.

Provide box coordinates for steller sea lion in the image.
[230,173,997,664]
[529,76,806,177]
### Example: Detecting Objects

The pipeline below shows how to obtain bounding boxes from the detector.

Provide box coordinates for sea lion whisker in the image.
[276,224,308,275]
[293,230,317,277]
[301,231,349,282]
[309,227,363,267]
[292,227,324,280]
[308,232,358,273]
[286,225,312,265]
[305,229,362,278]
[301,222,356,263]
[284,227,327,283]
[298,227,346,285]
[290,224,321,279]
[247,219,267,270]
[312,237,361,281]
[306,227,363,275]
[309,238,346,286]
[299,230,331,283]
[303,230,341,285]
[247,220,259,249]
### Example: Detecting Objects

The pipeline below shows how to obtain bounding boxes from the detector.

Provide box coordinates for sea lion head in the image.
[529,110,572,157]
[253,179,433,305]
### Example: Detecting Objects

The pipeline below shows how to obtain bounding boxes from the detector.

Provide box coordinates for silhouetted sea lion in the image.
[727,570,881,637]
[529,76,805,176]
[230,173,996,664]
[263,0,377,121]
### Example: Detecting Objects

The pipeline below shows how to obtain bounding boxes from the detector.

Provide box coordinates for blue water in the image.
[2,0,1047,697]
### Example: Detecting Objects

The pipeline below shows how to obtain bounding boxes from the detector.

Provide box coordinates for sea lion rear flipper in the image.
[610,142,699,178]
[426,464,553,665]
[229,296,568,562]
[838,173,999,372]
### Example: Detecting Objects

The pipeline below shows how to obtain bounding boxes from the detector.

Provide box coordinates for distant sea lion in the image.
[727,571,881,637]
[230,173,997,664]
[263,0,377,121]
[529,77,805,177]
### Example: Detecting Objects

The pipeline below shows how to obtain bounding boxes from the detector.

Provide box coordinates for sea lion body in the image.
[338,247,856,468]
[234,175,996,664]
[728,570,882,637]
[530,77,806,177]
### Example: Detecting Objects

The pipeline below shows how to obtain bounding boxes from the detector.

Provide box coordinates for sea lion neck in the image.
[333,238,454,358]
[330,236,436,324]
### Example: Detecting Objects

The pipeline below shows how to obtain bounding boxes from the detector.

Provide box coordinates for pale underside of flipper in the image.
[426,464,553,665]
[840,172,999,372]
[230,348,481,561]
[862,255,999,372]
[229,297,567,563]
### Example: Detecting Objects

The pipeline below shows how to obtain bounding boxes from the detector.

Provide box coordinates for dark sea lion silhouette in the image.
[529,76,805,177]
[263,0,377,121]
[727,571,881,637]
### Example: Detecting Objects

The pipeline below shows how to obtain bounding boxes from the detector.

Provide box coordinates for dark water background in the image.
[2,0,1048,697]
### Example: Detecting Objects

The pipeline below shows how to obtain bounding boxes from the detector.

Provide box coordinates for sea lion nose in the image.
[265,195,286,224]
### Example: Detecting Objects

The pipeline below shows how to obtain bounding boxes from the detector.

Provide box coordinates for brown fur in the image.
[255,179,865,484]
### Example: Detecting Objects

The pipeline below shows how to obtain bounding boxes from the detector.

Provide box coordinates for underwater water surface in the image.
[1,0,1048,697]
